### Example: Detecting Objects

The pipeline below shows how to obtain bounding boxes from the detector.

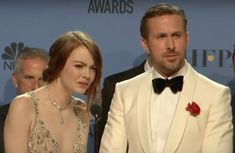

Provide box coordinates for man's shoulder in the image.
[0,103,10,120]
[104,61,145,83]
[188,66,229,92]
[197,73,228,89]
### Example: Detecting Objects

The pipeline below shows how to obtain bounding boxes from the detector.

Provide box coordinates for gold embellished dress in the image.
[27,92,89,153]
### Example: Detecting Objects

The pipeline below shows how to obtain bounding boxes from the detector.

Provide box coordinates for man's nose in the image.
[166,37,175,51]
[34,80,41,89]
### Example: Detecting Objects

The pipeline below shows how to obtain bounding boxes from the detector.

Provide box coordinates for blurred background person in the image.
[0,47,49,153]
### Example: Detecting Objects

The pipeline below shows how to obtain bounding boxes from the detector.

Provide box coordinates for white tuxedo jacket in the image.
[99,64,233,153]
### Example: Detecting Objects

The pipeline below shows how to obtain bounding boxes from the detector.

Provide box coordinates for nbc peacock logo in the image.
[1,42,29,70]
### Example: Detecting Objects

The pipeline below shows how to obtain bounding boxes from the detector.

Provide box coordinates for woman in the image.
[4,31,102,153]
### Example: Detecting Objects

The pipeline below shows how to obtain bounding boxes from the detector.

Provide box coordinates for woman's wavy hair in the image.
[43,31,102,106]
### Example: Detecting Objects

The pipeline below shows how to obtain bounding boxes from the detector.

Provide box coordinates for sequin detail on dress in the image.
[27,92,89,153]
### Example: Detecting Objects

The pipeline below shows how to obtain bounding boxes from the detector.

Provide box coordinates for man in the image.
[0,47,49,152]
[99,3,233,153]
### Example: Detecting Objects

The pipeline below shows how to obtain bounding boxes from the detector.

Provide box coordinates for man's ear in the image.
[140,37,150,54]
[11,73,18,88]
[186,31,190,46]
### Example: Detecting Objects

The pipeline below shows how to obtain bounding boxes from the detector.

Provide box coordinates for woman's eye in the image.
[75,64,83,68]
[90,66,97,71]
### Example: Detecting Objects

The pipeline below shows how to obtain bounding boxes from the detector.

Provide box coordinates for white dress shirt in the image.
[151,63,188,153]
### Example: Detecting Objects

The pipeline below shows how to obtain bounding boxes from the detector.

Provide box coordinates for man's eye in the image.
[25,76,34,79]
[173,34,181,38]
[156,35,166,39]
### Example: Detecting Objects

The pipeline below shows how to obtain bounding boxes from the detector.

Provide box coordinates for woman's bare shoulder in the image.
[7,93,33,119]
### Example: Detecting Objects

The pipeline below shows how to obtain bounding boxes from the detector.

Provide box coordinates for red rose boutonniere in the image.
[186,102,200,117]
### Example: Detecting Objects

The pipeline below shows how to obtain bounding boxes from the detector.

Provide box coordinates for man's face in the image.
[12,58,47,95]
[141,14,189,77]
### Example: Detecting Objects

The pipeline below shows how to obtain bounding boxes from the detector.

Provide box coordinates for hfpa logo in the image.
[186,47,234,67]
[1,42,29,70]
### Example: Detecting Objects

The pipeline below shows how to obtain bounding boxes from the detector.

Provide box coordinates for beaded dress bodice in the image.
[27,92,89,153]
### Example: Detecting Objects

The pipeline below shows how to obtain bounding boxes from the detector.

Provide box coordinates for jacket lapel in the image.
[137,69,154,153]
[163,65,198,153]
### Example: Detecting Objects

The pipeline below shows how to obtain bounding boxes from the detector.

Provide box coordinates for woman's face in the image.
[59,46,96,94]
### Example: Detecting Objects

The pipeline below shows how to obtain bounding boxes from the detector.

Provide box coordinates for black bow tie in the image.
[152,76,183,94]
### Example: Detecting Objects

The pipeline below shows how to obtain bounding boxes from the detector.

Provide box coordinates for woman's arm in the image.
[4,95,33,153]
